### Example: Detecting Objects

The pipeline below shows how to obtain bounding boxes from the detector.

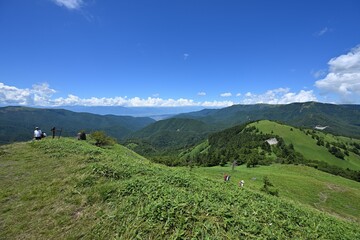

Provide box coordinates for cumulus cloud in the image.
[241,88,317,104]
[0,82,56,106]
[198,92,206,96]
[315,45,360,103]
[52,0,84,10]
[0,82,233,108]
[220,92,232,97]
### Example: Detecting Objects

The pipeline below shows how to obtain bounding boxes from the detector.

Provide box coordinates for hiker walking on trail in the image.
[239,180,245,187]
[224,174,230,181]
[34,127,42,140]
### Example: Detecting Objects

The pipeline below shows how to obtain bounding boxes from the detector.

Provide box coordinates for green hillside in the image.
[249,120,360,170]
[130,118,213,149]
[1,138,359,239]
[0,106,155,144]
[194,164,360,224]
[126,102,360,163]
[182,120,360,182]
[177,102,360,138]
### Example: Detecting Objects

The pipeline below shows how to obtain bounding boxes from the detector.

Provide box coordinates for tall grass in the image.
[194,164,360,224]
[1,138,359,239]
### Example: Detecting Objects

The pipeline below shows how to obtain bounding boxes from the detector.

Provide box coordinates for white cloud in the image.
[241,88,317,104]
[316,27,329,36]
[0,82,319,108]
[0,82,233,108]
[198,92,206,96]
[315,45,360,103]
[236,93,241,97]
[202,100,233,107]
[32,83,57,105]
[0,82,56,106]
[52,0,84,10]
[52,95,234,107]
[183,53,189,60]
[220,92,232,97]
[315,27,332,37]
[245,92,252,97]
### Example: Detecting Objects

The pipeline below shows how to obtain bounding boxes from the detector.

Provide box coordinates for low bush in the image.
[90,131,116,147]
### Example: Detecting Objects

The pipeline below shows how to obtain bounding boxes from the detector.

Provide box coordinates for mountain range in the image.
[1,102,360,147]
[177,102,360,138]
[0,106,155,144]
[127,102,360,153]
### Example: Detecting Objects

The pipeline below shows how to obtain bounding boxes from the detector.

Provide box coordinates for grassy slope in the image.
[1,138,360,239]
[249,120,360,170]
[194,164,360,224]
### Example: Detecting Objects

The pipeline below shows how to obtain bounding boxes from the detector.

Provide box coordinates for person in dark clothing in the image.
[51,127,56,139]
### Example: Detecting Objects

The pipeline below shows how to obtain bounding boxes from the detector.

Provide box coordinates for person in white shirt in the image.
[34,127,42,140]
[239,180,245,187]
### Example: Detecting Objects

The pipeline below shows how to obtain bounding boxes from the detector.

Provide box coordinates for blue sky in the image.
[1,0,360,107]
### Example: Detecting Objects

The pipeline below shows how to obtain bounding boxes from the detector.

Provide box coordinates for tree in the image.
[246,153,258,168]
[329,146,345,159]
[261,176,279,196]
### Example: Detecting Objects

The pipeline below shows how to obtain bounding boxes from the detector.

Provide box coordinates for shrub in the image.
[91,131,116,147]
[261,176,279,196]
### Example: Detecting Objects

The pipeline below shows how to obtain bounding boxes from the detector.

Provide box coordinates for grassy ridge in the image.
[249,120,360,170]
[1,138,360,239]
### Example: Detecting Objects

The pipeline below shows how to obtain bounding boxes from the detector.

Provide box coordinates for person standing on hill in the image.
[34,127,42,140]
[51,127,56,139]
[239,180,245,187]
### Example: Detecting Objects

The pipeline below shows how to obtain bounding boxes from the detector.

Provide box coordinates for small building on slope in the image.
[265,138,278,145]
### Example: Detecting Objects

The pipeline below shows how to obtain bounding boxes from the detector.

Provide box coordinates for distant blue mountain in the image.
[61,106,206,118]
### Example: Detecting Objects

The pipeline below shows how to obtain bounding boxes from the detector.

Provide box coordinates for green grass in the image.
[1,138,360,239]
[193,164,360,224]
[249,120,360,170]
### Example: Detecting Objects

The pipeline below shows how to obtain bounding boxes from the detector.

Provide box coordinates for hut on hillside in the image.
[265,138,278,145]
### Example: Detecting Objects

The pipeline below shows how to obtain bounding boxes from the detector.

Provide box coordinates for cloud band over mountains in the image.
[0,82,316,107]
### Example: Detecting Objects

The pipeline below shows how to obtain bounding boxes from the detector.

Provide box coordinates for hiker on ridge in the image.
[34,127,42,140]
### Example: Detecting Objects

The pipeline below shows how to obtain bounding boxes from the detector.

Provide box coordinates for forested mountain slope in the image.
[183,120,360,181]
[0,106,155,144]
[177,102,360,138]
[129,118,214,149]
